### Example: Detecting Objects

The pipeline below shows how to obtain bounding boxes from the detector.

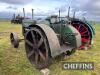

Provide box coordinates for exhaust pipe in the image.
[68,6,70,18]
[23,8,25,18]
[32,9,34,19]
[73,11,76,18]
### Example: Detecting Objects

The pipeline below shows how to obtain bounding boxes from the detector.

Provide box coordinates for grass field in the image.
[0,21,100,75]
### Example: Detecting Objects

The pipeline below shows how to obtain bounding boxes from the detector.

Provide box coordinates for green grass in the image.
[0,21,100,75]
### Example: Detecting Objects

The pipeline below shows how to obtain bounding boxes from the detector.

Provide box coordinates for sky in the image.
[0,0,100,21]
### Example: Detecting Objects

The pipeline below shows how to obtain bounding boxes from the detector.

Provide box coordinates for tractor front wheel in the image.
[10,32,19,48]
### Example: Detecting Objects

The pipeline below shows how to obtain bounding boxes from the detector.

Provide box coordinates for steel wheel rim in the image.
[25,27,50,69]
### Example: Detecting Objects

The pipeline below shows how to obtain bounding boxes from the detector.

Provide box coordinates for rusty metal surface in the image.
[34,24,61,57]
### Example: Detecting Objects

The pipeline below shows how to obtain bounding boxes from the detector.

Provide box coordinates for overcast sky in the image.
[0,0,100,21]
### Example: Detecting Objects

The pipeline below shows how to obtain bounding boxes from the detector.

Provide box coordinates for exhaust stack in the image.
[68,7,70,18]
[23,8,25,18]
[32,9,34,19]
[73,11,76,18]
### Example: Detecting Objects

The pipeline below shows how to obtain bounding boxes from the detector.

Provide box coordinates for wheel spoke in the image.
[73,24,77,28]
[35,52,39,64]
[25,40,33,47]
[81,30,88,35]
[78,25,81,31]
[31,30,36,45]
[79,28,83,33]
[39,50,46,61]
[78,24,85,33]
[27,50,34,58]
[75,25,79,29]
[37,38,43,48]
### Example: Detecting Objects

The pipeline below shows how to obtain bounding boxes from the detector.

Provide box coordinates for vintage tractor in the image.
[11,8,29,24]
[10,8,95,69]
[11,14,24,24]
[10,9,82,69]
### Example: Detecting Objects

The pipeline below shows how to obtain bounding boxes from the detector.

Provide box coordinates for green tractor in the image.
[10,8,94,69]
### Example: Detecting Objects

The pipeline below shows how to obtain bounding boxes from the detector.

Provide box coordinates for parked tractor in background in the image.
[11,14,24,24]
[11,8,29,24]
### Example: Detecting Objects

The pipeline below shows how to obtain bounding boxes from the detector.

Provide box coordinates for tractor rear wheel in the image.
[71,20,91,49]
[25,27,52,69]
